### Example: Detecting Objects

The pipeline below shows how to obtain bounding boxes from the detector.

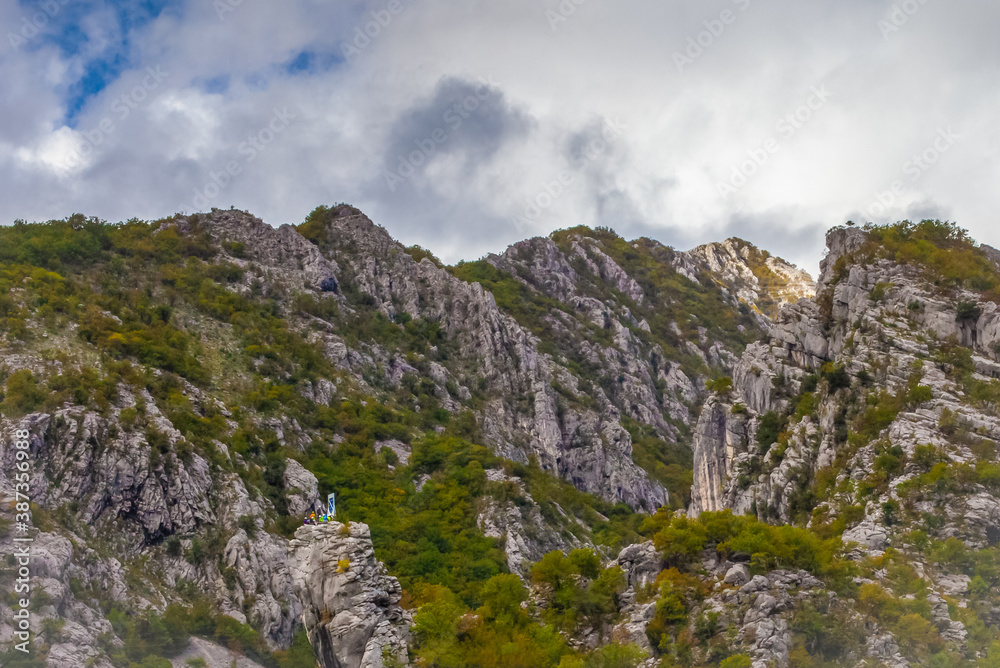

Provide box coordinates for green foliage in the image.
[622,418,693,508]
[719,655,753,668]
[297,205,334,246]
[1,369,45,415]
[449,260,565,337]
[519,461,644,550]
[957,300,983,321]
[651,511,848,587]
[821,364,851,391]
[411,576,573,668]
[856,580,945,661]
[306,431,507,605]
[852,390,904,445]
[756,411,786,449]
[706,376,733,395]
[530,549,625,633]
[643,567,706,656]
[405,245,442,266]
[908,384,933,406]
[860,220,1000,293]
[794,392,818,419]
[869,282,892,302]
[579,643,647,668]
[788,599,866,666]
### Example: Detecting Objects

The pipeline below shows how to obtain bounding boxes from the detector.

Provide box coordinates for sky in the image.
[2,0,999,276]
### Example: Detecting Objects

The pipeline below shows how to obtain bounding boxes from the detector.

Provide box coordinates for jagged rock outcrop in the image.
[688,399,756,516]
[298,208,672,509]
[288,522,412,668]
[284,458,320,517]
[685,238,816,319]
[690,225,1000,541]
[169,637,269,668]
[476,468,589,578]
[684,223,1000,663]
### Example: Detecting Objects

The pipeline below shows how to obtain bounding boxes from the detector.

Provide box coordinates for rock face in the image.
[685,238,816,320]
[476,469,588,578]
[689,224,1000,544]
[284,458,320,517]
[1,205,879,667]
[681,223,1000,662]
[288,522,411,668]
[689,399,751,515]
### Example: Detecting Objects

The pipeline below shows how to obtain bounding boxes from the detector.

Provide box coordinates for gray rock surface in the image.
[288,522,411,668]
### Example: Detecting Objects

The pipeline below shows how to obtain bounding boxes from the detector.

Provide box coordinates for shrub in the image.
[238,515,257,539]
[756,411,785,448]
[870,282,892,302]
[706,376,733,395]
[956,300,983,322]
[719,655,753,668]
[794,392,818,419]
[861,220,999,294]
[912,444,940,471]
[582,643,648,668]
[822,364,851,391]
[2,369,45,415]
[907,385,933,406]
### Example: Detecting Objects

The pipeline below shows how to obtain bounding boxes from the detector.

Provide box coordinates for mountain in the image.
[0,209,997,668]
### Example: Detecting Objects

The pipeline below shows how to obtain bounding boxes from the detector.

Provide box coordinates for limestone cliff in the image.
[288,522,411,668]
[685,223,1000,662]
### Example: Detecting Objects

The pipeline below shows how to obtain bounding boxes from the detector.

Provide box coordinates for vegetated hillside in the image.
[0,206,799,668]
[7,209,997,668]
[685,220,1000,668]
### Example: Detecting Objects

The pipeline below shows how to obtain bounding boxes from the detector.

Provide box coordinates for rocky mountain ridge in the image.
[1,210,998,668]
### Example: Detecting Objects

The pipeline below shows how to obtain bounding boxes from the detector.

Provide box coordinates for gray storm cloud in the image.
[2,0,1000,275]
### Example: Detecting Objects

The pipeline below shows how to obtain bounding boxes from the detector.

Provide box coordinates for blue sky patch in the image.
[283,49,344,76]
[29,0,184,126]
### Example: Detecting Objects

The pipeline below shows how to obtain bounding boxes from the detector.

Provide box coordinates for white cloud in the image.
[2,0,1000,277]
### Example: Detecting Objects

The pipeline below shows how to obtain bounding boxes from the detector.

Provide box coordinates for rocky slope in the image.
[0,206,806,666]
[289,522,410,668]
[684,222,1000,666]
[4,209,998,668]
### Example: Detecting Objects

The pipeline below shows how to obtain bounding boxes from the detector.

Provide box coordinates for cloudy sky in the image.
[2,0,998,275]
